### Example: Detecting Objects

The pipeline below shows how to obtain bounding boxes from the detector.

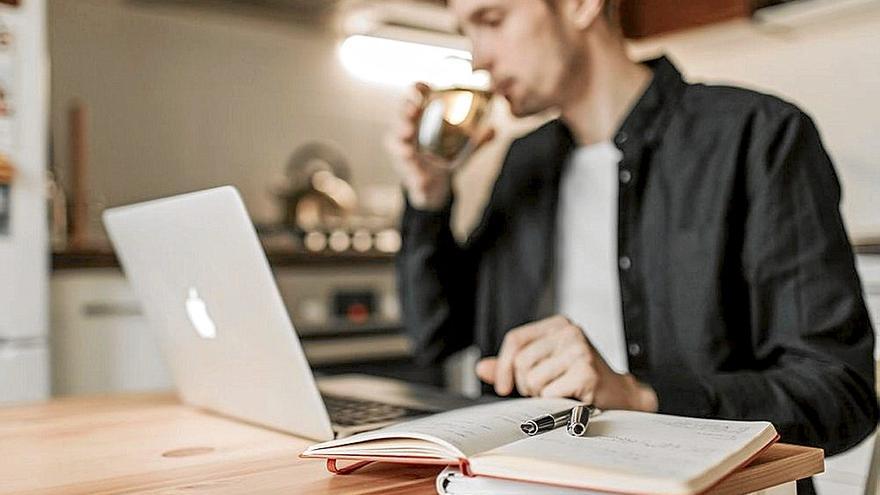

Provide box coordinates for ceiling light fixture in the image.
[338,35,488,88]
[336,1,489,88]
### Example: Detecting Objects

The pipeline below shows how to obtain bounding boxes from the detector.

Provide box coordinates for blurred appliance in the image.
[274,264,401,339]
[0,0,49,403]
[275,141,357,233]
[268,141,401,255]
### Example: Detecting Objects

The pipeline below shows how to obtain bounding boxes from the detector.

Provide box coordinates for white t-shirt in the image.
[555,141,628,373]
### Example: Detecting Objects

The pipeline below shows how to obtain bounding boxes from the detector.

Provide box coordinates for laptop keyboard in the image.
[322,393,430,427]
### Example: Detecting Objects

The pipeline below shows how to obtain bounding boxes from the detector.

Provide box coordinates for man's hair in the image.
[443,0,622,31]
[443,0,618,19]
[602,0,621,29]
[545,0,621,29]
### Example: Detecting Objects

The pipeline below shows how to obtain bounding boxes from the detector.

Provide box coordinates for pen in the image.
[567,404,594,437]
[520,407,574,436]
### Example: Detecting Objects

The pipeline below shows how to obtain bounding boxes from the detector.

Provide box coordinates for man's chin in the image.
[506,96,553,119]
[509,102,549,119]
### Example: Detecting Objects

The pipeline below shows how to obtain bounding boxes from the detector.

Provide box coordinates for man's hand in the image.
[385,82,495,211]
[475,315,659,412]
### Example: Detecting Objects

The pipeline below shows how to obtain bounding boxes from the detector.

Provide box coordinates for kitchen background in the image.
[48,0,880,239]
[1,0,879,493]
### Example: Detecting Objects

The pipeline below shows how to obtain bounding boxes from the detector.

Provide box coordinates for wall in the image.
[49,0,408,232]
[629,3,880,239]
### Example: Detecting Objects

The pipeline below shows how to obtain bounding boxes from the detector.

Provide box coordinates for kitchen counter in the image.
[52,246,395,270]
[857,242,880,256]
[53,239,880,270]
[853,236,880,255]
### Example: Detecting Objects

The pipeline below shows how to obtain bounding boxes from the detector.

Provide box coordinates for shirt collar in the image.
[544,56,685,182]
[613,56,687,149]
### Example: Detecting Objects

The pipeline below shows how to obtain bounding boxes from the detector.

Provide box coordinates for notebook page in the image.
[305,398,578,458]
[471,410,775,490]
[438,467,606,495]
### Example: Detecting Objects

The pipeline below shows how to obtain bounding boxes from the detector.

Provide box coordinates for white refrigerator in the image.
[0,0,49,403]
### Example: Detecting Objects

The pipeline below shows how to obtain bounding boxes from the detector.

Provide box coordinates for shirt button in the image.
[619,256,632,271]
[619,169,632,184]
[628,343,642,357]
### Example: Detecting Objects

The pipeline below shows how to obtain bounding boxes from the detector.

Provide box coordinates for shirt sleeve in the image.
[396,193,480,365]
[652,109,879,456]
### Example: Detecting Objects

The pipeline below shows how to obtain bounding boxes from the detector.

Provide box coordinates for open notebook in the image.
[302,398,779,495]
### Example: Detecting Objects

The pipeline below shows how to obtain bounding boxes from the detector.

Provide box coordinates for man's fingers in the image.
[414,81,431,96]
[386,131,439,177]
[474,127,496,151]
[493,352,516,396]
[515,337,555,370]
[513,338,555,396]
[525,355,569,395]
[494,323,547,395]
[399,82,430,141]
[404,98,421,118]
[540,366,598,404]
[494,316,571,396]
[385,135,417,171]
[397,121,416,143]
[404,83,431,113]
[539,369,585,401]
[475,358,497,384]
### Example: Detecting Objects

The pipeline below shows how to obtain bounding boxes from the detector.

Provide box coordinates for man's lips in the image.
[492,79,514,97]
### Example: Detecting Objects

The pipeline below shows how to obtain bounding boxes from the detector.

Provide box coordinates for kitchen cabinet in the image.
[619,0,753,38]
[51,270,172,396]
[49,256,432,396]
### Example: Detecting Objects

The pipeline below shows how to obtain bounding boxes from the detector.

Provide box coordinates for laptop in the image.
[103,186,451,441]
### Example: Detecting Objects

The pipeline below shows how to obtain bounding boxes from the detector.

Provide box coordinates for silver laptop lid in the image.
[103,186,335,441]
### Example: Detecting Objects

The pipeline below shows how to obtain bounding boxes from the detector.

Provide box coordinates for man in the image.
[388,1,878,491]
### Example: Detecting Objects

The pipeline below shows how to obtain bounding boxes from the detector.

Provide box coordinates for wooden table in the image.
[0,394,823,495]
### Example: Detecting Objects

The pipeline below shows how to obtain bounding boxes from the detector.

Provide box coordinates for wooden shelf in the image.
[52,247,395,270]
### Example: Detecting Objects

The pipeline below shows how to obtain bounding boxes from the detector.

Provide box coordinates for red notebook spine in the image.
[316,456,471,475]
[459,458,473,477]
[327,458,374,474]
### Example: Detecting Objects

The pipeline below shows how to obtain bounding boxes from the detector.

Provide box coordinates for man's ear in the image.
[565,0,604,31]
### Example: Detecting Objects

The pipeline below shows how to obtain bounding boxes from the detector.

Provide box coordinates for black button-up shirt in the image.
[398,57,878,459]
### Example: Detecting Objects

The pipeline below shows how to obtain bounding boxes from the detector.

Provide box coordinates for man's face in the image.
[449,0,576,117]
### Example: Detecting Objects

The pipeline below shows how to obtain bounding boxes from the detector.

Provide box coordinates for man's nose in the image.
[470,44,492,73]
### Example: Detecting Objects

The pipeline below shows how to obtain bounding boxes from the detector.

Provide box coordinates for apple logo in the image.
[185,288,217,339]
